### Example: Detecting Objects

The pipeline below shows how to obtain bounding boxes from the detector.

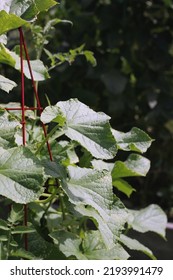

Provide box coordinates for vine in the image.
[0,0,167,260]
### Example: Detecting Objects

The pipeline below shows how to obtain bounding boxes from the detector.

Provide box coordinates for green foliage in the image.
[0,0,168,260]
[0,10,27,36]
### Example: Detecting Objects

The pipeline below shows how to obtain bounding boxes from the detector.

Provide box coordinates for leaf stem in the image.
[35,124,64,155]
[35,193,58,204]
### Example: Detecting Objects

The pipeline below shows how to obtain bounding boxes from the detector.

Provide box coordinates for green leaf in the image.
[49,44,96,68]
[43,160,67,179]
[128,204,167,238]
[41,99,117,159]
[0,219,9,231]
[0,0,57,21]
[47,140,79,166]
[64,166,114,220]
[43,18,73,34]
[29,232,65,260]
[0,146,45,204]
[12,226,35,234]
[91,159,114,171]
[83,231,129,260]
[62,166,128,249]
[10,249,37,260]
[0,44,16,67]
[15,0,57,20]
[0,75,17,93]
[0,10,27,36]
[91,159,135,197]
[112,154,150,179]
[40,105,65,124]
[113,179,136,197]
[8,204,23,224]
[50,230,129,260]
[83,50,97,67]
[0,235,8,241]
[0,110,21,148]
[112,127,153,153]
[12,52,50,80]
[0,44,50,81]
[120,234,156,260]
[50,231,87,260]
[10,240,18,247]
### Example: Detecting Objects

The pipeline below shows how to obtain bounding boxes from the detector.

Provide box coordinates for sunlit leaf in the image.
[41,99,117,160]
[0,0,57,22]
[0,10,27,36]
[0,44,50,81]
[112,154,150,179]
[50,231,87,260]
[0,74,17,93]
[120,234,156,259]
[112,127,153,153]
[113,179,136,197]
[128,204,167,238]
[8,204,23,224]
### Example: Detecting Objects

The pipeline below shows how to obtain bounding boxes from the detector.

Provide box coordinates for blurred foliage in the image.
[1,0,173,215]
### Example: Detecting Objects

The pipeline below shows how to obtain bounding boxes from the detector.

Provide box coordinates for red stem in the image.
[6,107,43,111]
[20,28,53,161]
[19,27,28,251]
